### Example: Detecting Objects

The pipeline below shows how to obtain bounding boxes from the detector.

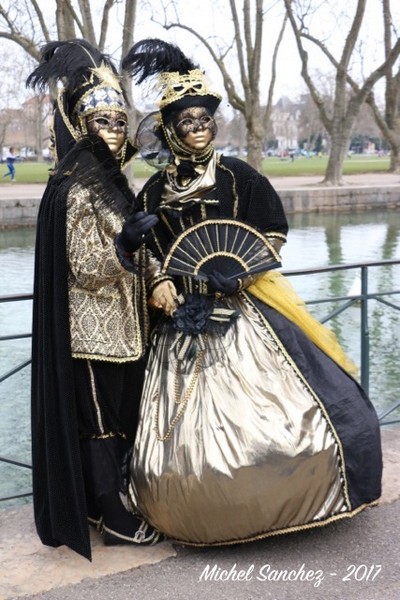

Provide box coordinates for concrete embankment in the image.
[1,173,400,228]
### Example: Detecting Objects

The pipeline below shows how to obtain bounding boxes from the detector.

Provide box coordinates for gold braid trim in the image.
[72,352,143,363]
[243,292,352,510]
[87,360,105,434]
[266,231,287,241]
[57,88,80,141]
[148,274,174,295]
[143,180,165,258]
[165,500,379,548]
[158,69,222,110]
[80,431,127,440]
[139,245,151,344]
[216,155,239,217]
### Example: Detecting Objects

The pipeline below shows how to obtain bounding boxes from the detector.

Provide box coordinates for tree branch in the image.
[77,0,96,45]
[229,0,249,99]
[338,0,366,73]
[30,0,50,43]
[165,22,245,112]
[263,12,287,130]
[284,0,331,130]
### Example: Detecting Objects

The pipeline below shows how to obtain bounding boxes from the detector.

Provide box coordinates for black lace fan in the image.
[162,219,281,280]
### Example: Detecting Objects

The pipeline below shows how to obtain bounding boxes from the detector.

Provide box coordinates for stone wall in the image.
[0,197,40,228]
[280,185,400,214]
[1,185,400,227]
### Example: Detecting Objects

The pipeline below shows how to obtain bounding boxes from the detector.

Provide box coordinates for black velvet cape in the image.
[31,136,137,560]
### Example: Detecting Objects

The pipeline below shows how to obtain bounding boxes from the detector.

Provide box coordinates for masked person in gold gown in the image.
[123,39,382,545]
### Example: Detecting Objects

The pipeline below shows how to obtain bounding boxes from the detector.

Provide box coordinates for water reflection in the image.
[282,210,400,423]
[1,211,399,505]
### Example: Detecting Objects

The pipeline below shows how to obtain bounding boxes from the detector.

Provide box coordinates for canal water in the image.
[1,209,400,506]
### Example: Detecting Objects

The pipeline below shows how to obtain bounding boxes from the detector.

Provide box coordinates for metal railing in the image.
[0,292,33,502]
[1,259,399,503]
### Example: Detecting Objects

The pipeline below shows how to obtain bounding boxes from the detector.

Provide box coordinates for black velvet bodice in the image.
[137,153,289,296]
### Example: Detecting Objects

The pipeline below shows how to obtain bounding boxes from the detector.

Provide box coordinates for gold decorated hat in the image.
[27,39,130,161]
[122,38,222,122]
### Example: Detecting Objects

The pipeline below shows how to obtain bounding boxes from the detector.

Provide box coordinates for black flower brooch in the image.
[171,293,240,361]
[172,293,214,336]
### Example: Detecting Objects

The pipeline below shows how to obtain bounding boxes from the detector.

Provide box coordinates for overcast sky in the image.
[112,0,400,113]
[2,0,399,112]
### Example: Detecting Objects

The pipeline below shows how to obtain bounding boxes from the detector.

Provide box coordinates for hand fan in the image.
[162,219,281,280]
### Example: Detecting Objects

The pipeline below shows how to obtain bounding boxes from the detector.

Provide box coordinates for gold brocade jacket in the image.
[66,183,157,362]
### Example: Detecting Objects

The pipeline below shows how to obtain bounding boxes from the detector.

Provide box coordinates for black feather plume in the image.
[26,39,118,92]
[122,38,198,84]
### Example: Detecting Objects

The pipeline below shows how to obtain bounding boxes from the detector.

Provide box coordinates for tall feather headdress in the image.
[122,38,222,122]
[26,39,131,163]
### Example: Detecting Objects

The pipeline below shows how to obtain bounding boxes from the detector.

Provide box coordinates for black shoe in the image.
[102,520,164,546]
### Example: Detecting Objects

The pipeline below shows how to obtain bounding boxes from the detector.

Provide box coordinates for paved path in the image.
[0,172,400,202]
[1,426,399,600]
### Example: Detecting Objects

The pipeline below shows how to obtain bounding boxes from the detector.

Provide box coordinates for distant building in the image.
[0,94,53,158]
[271,96,301,152]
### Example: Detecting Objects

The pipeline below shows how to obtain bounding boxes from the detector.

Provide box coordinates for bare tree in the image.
[297,91,328,154]
[0,0,131,56]
[0,0,139,159]
[0,47,36,153]
[158,0,287,171]
[365,0,400,172]
[284,0,400,185]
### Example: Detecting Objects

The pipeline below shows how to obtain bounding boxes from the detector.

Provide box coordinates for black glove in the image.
[207,271,239,297]
[118,211,159,253]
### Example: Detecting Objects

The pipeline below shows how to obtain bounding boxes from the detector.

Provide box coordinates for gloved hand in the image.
[151,280,178,316]
[118,211,159,253]
[207,271,239,297]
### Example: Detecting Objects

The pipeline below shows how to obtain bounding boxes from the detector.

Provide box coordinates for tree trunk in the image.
[389,145,400,172]
[56,0,76,40]
[284,0,400,185]
[323,127,352,185]
[246,120,263,172]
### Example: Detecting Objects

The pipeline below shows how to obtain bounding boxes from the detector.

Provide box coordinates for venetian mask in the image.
[171,106,216,152]
[86,111,127,155]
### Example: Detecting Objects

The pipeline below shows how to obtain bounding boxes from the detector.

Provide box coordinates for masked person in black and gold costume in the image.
[26,40,170,560]
[122,39,382,546]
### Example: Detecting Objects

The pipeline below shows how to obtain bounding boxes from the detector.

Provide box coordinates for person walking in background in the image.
[2,147,18,181]
[26,39,164,561]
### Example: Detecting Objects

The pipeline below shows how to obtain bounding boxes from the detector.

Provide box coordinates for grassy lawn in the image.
[261,154,390,177]
[0,158,154,184]
[0,154,391,184]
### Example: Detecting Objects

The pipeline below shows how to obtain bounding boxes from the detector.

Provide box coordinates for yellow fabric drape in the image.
[248,271,358,378]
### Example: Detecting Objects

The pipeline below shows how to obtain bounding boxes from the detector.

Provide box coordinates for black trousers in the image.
[72,358,145,514]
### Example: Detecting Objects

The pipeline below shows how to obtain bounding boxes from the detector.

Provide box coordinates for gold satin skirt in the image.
[129,295,348,544]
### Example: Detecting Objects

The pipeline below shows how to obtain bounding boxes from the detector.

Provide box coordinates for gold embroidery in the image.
[216,156,239,217]
[66,184,147,360]
[158,69,222,110]
[87,360,105,434]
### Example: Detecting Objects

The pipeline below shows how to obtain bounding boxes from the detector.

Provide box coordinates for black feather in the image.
[26,39,118,92]
[122,38,198,84]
